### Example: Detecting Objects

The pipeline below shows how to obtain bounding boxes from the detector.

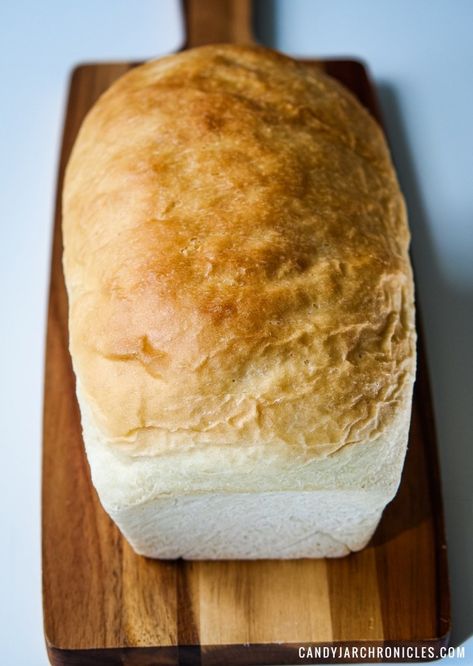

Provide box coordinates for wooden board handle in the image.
[183,0,255,48]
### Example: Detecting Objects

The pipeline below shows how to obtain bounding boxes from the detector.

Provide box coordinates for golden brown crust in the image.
[63,45,416,456]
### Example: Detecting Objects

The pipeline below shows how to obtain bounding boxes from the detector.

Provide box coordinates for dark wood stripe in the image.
[177,562,202,665]
[373,393,437,641]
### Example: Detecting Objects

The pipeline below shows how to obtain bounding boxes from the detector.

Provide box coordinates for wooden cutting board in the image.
[42,1,450,664]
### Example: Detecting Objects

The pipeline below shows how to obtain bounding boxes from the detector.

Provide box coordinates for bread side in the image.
[107,495,384,559]
[78,381,411,558]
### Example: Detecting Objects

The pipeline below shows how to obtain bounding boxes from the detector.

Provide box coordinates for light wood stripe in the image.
[328,545,384,642]
[198,560,333,646]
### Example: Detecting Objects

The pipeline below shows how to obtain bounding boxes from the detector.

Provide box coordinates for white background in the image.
[0,1,471,664]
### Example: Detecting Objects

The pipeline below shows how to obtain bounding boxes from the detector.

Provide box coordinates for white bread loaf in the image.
[63,44,416,559]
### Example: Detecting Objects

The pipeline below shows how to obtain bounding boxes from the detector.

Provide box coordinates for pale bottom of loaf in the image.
[77,385,410,560]
[108,491,383,559]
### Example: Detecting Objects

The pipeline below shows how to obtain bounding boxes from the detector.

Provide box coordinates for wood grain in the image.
[183,0,254,48]
[42,4,450,665]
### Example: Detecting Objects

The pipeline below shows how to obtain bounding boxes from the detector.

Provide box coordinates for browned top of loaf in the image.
[63,44,415,456]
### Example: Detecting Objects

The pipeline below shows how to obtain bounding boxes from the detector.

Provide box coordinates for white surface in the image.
[0,0,471,664]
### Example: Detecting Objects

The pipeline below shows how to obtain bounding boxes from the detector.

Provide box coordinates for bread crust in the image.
[63,44,416,463]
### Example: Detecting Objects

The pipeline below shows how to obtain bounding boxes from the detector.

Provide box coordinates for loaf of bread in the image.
[63,44,416,559]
